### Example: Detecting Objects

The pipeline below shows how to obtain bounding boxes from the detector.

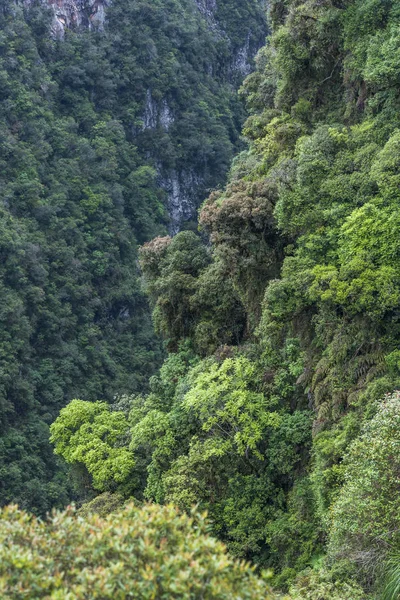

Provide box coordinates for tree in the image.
[50,400,135,492]
[140,232,246,353]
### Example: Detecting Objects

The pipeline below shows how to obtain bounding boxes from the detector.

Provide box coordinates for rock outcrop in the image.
[23,0,110,37]
[142,91,175,132]
[159,169,204,235]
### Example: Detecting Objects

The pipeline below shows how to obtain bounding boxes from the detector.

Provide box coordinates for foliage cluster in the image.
[139,232,246,353]
[328,393,400,574]
[52,349,314,572]
[0,502,274,599]
[287,569,366,600]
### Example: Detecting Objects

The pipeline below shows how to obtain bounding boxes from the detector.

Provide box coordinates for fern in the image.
[383,555,400,600]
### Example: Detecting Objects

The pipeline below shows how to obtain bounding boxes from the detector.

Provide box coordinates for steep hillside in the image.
[50,0,400,598]
[24,0,268,230]
[0,0,266,512]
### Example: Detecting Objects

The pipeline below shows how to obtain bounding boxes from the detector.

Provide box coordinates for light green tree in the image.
[50,399,134,491]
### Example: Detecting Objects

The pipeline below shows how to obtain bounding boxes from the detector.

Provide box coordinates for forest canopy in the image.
[49,0,400,597]
[4,0,400,598]
[0,0,266,513]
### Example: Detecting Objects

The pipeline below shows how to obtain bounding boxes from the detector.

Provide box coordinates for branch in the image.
[318,57,341,86]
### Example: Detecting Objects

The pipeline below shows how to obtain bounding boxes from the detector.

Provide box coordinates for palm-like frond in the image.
[383,555,400,600]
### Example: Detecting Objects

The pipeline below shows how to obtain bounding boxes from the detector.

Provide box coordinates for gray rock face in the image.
[194,0,219,30]
[193,0,257,77]
[142,90,174,132]
[158,168,203,235]
[195,0,217,16]
[231,32,252,77]
[22,0,110,37]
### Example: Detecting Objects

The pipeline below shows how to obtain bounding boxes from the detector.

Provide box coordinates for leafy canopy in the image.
[50,400,134,491]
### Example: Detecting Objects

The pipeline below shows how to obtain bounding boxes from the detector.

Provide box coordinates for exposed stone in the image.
[195,0,217,17]
[230,32,252,77]
[22,0,110,38]
[158,168,204,235]
[194,0,219,31]
[159,100,174,130]
[142,90,174,131]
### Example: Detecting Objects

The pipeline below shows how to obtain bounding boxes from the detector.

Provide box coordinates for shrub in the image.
[288,568,367,600]
[328,392,400,572]
[0,503,274,599]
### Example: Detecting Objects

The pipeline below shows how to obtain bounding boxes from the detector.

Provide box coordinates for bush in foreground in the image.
[0,503,273,599]
[288,568,367,600]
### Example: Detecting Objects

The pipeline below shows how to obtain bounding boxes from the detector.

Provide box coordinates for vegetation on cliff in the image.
[3,0,400,597]
[0,0,266,513]
[49,0,400,597]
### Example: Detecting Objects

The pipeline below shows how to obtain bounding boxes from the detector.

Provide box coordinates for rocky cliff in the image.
[25,0,263,73]
[23,0,110,37]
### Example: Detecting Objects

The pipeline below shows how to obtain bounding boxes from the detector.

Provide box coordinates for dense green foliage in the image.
[139,232,246,353]
[0,502,274,599]
[328,392,400,577]
[50,400,134,492]
[50,0,400,597]
[288,569,365,600]
[5,0,400,596]
[0,0,266,513]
